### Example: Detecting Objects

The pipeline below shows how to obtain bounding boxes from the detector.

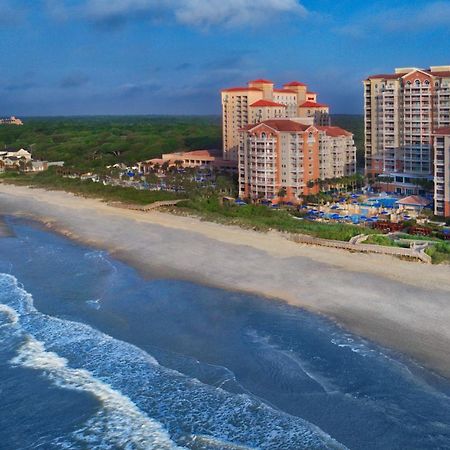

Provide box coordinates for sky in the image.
[0,0,449,116]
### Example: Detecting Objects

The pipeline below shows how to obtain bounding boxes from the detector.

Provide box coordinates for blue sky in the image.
[1,0,449,116]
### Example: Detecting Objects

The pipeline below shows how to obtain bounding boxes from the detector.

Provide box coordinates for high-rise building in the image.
[364,66,450,195]
[317,127,357,180]
[222,79,330,161]
[434,127,450,217]
[238,121,357,203]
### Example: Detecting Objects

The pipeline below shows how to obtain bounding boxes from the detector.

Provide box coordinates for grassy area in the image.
[365,234,398,247]
[0,116,222,170]
[0,170,182,205]
[177,196,377,241]
[426,242,450,264]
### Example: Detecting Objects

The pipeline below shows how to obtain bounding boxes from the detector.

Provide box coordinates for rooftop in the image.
[250,99,286,108]
[367,67,450,80]
[222,87,263,92]
[283,81,307,87]
[248,79,273,84]
[300,100,328,108]
[244,119,310,132]
[396,195,431,207]
[317,126,352,137]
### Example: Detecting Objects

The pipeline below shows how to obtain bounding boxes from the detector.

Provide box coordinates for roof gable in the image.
[250,99,286,108]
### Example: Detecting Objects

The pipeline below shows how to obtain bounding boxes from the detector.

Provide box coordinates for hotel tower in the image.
[364,66,450,215]
[221,78,356,204]
[221,79,329,161]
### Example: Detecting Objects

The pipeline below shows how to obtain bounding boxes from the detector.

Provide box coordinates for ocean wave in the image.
[0,303,19,327]
[10,336,182,450]
[0,272,347,450]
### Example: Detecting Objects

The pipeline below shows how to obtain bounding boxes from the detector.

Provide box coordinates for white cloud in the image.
[46,0,307,28]
[336,1,450,37]
[174,0,307,28]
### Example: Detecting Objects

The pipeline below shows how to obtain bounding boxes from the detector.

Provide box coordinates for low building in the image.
[396,195,432,214]
[0,147,59,172]
[434,127,450,217]
[0,116,23,126]
[138,150,237,174]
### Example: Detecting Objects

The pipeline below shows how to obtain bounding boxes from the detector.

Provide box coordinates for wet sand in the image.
[1,184,449,378]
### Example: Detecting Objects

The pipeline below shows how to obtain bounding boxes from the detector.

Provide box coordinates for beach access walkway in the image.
[289,233,432,263]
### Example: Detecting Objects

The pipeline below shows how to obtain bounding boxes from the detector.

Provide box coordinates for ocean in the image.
[0,216,449,450]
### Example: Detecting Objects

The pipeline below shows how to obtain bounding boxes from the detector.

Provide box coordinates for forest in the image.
[0,114,364,170]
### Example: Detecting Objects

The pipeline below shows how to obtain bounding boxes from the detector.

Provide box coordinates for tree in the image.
[277,187,287,200]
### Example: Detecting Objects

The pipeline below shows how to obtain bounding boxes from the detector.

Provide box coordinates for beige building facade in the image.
[239,119,320,202]
[317,127,357,180]
[434,128,450,217]
[238,121,357,203]
[222,79,330,161]
[364,66,450,195]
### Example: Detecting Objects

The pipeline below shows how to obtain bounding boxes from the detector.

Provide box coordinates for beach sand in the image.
[1,183,450,378]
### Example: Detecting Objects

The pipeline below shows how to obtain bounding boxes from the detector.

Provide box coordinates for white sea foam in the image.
[0,303,19,327]
[1,272,347,450]
[245,328,337,394]
[10,337,182,450]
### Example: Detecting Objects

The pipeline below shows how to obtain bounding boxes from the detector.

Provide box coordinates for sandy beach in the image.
[1,183,450,378]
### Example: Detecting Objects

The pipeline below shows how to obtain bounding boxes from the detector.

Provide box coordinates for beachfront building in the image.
[222,79,330,161]
[238,121,357,203]
[317,126,357,180]
[434,127,450,217]
[139,150,237,174]
[364,65,450,195]
[238,119,320,202]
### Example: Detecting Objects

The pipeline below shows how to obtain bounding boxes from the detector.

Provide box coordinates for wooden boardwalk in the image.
[289,234,432,263]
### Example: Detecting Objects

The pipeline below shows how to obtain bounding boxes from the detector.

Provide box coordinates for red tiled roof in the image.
[367,69,450,80]
[428,71,450,77]
[284,81,307,87]
[243,119,311,132]
[248,79,273,84]
[366,74,402,80]
[434,127,450,135]
[273,88,296,94]
[221,87,263,92]
[250,99,286,108]
[317,126,352,137]
[183,150,214,157]
[396,195,431,207]
[300,100,328,108]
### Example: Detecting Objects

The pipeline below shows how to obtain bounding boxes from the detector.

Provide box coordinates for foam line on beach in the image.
[1,272,347,450]
[11,337,183,450]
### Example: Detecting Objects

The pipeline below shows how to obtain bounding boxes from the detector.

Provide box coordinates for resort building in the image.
[0,116,23,126]
[364,65,450,195]
[238,121,357,202]
[222,79,330,161]
[239,119,320,202]
[139,150,237,174]
[317,127,357,180]
[434,127,450,217]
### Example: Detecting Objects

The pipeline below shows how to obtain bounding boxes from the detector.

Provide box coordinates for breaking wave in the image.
[0,273,346,449]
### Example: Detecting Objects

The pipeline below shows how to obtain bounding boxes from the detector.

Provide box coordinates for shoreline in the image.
[1,184,450,379]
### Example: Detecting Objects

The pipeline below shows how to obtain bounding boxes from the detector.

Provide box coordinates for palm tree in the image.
[277,187,287,201]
